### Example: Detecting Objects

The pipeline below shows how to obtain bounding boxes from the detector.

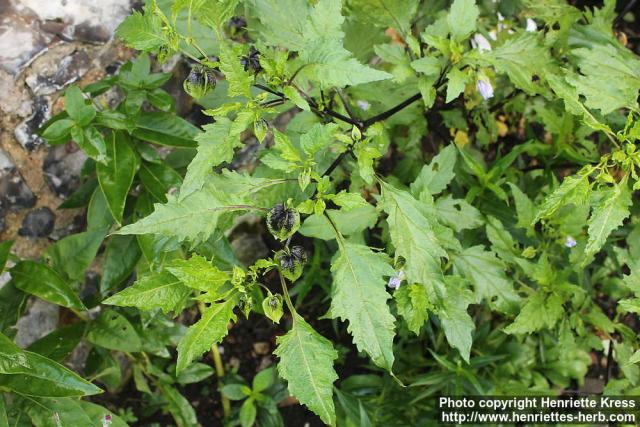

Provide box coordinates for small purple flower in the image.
[102,414,112,427]
[476,78,494,100]
[565,236,577,248]
[387,270,406,290]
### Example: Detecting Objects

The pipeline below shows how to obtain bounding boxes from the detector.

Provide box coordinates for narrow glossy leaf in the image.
[0,283,27,335]
[96,131,139,224]
[176,298,237,374]
[0,332,30,374]
[166,255,230,292]
[0,395,7,427]
[87,187,114,230]
[100,235,141,294]
[64,86,96,126]
[86,310,142,352]
[42,119,74,140]
[176,362,214,385]
[27,322,85,362]
[0,350,101,397]
[274,313,338,425]
[0,241,12,273]
[133,111,199,147]
[26,397,93,426]
[11,261,86,310]
[45,228,108,282]
[103,271,191,314]
[79,401,129,427]
[239,399,257,427]
[160,385,198,427]
[330,241,396,371]
[139,161,182,203]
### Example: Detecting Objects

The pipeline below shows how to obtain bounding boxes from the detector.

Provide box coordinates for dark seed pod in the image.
[183,65,216,99]
[224,16,247,39]
[240,47,262,73]
[266,203,300,241]
[276,246,307,281]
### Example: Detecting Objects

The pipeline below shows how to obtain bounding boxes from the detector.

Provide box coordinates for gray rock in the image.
[14,299,59,348]
[43,144,88,197]
[19,207,55,238]
[230,231,269,266]
[18,0,133,44]
[14,95,50,150]
[0,3,51,75]
[0,149,36,213]
[25,48,91,95]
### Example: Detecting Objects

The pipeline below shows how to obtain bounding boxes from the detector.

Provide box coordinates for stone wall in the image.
[0,0,134,258]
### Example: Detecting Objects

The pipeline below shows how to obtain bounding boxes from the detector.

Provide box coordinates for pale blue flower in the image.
[477,78,494,100]
[387,270,406,290]
[357,100,370,111]
[565,236,577,248]
[472,33,492,52]
[526,18,537,32]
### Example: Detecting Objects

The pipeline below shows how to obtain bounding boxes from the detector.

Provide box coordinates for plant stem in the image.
[197,300,231,418]
[279,272,296,316]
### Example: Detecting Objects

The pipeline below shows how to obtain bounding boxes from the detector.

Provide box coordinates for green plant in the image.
[2,0,640,425]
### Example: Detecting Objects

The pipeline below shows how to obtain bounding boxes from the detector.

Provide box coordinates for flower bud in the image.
[276,246,307,281]
[183,66,216,99]
[266,203,300,241]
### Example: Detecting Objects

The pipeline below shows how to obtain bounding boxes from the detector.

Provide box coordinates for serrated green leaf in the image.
[220,43,253,97]
[167,255,230,292]
[584,182,632,263]
[103,271,191,314]
[330,241,396,371]
[438,276,475,363]
[45,228,107,282]
[534,174,591,223]
[453,246,520,313]
[380,181,447,287]
[251,0,391,87]
[410,144,457,196]
[445,66,468,103]
[116,9,166,51]
[86,309,142,353]
[274,313,338,425]
[176,298,236,374]
[181,118,241,199]
[434,196,483,232]
[504,292,563,334]
[447,0,479,42]
[299,205,378,240]
[96,131,139,224]
[485,32,552,94]
[117,176,251,242]
[394,283,429,335]
[10,261,86,310]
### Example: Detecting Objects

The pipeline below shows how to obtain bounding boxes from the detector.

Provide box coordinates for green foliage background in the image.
[2,0,640,425]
